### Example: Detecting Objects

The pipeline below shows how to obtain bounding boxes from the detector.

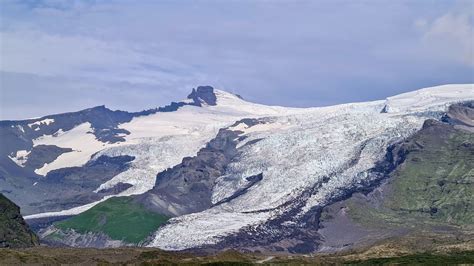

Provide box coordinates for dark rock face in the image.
[213,173,263,207]
[187,86,217,106]
[0,193,39,248]
[0,106,139,215]
[442,101,474,128]
[137,118,266,217]
[137,128,240,216]
[4,155,134,215]
[23,145,73,170]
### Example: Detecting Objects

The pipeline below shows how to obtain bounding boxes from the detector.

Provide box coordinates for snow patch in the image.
[33,122,121,176]
[28,118,55,128]
[8,150,30,167]
[17,125,25,133]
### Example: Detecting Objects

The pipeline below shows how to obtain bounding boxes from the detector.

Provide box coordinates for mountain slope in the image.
[319,107,474,251]
[37,84,474,252]
[146,85,474,252]
[1,84,473,252]
[2,86,298,217]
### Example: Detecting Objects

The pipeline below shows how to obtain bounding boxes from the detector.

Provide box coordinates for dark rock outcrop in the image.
[137,128,240,216]
[442,101,474,128]
[23,145,73,170]
[0,193,39,248]
[187,86,217,106]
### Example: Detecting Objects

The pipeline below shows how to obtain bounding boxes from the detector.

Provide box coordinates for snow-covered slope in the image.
[24,89,308,219]
[147,84,474,250]
[12,84,474,248]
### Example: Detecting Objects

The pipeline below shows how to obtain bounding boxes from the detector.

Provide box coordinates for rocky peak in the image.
[187,86,217,106]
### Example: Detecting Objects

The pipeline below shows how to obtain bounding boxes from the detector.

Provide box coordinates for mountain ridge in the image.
[0,84,473,253]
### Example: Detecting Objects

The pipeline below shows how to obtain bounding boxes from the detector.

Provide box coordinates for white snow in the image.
[257,256,275,264]
[24,196,113,220]
[17,125,25,133]
[8,150,30,167]
[148,207,273,250]
[28,118,55,128]
[33,122,120,176]
[383,84,474,113]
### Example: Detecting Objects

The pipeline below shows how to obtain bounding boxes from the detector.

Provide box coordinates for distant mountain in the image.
[0,193,39,248]
[1,86,263,215]
[0,84,473,253]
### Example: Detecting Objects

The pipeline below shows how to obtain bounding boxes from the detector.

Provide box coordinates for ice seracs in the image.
[148,84,474,250]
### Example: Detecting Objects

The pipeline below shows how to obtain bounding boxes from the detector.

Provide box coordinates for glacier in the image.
[148,84,474,250]
[23,84,474,247]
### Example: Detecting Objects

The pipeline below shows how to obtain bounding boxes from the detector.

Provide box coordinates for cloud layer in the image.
[1,0,473,119]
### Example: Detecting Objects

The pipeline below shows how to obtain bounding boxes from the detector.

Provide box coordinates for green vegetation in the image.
[385,129,474,226]
[1,247,473,265]
[345,251,474,265]
[348,123,474,228]
[55,197,169,244]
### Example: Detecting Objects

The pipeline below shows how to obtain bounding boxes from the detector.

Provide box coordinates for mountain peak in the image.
[187,86,217,106]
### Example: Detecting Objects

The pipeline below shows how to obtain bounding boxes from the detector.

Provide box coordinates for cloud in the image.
[416,11,473,66]
[0,0,473,119]
[0,30,205,85]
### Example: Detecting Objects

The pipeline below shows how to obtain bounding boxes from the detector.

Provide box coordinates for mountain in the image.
[0,193,39,248]
[0,84,473,253]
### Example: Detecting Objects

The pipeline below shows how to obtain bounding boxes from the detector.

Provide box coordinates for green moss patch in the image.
[55,197,169,244]
[384,127,474,226]
[346,122,474,229]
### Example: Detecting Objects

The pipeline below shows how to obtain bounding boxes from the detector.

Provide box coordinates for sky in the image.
[0,0,473,120]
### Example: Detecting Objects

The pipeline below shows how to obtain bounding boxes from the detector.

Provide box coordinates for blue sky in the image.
[0,0,473,119]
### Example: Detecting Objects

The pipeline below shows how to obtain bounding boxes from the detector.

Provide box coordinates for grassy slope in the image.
[55,197,169,244]
[344,251,474,265]
[0,246,473,265]
[348,122,473,229]
[386,128,473,225]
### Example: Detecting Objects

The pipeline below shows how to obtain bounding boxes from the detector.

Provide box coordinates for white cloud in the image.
[0,30,204,85]
[417,12,473,66]
[0,1,473,119]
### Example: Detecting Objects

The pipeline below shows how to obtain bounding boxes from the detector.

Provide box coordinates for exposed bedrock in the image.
[0,193,39,248]
[6,155,135,215]
[136,127,242,217]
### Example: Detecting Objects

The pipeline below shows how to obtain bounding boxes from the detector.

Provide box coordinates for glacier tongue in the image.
[148,84,474,250]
